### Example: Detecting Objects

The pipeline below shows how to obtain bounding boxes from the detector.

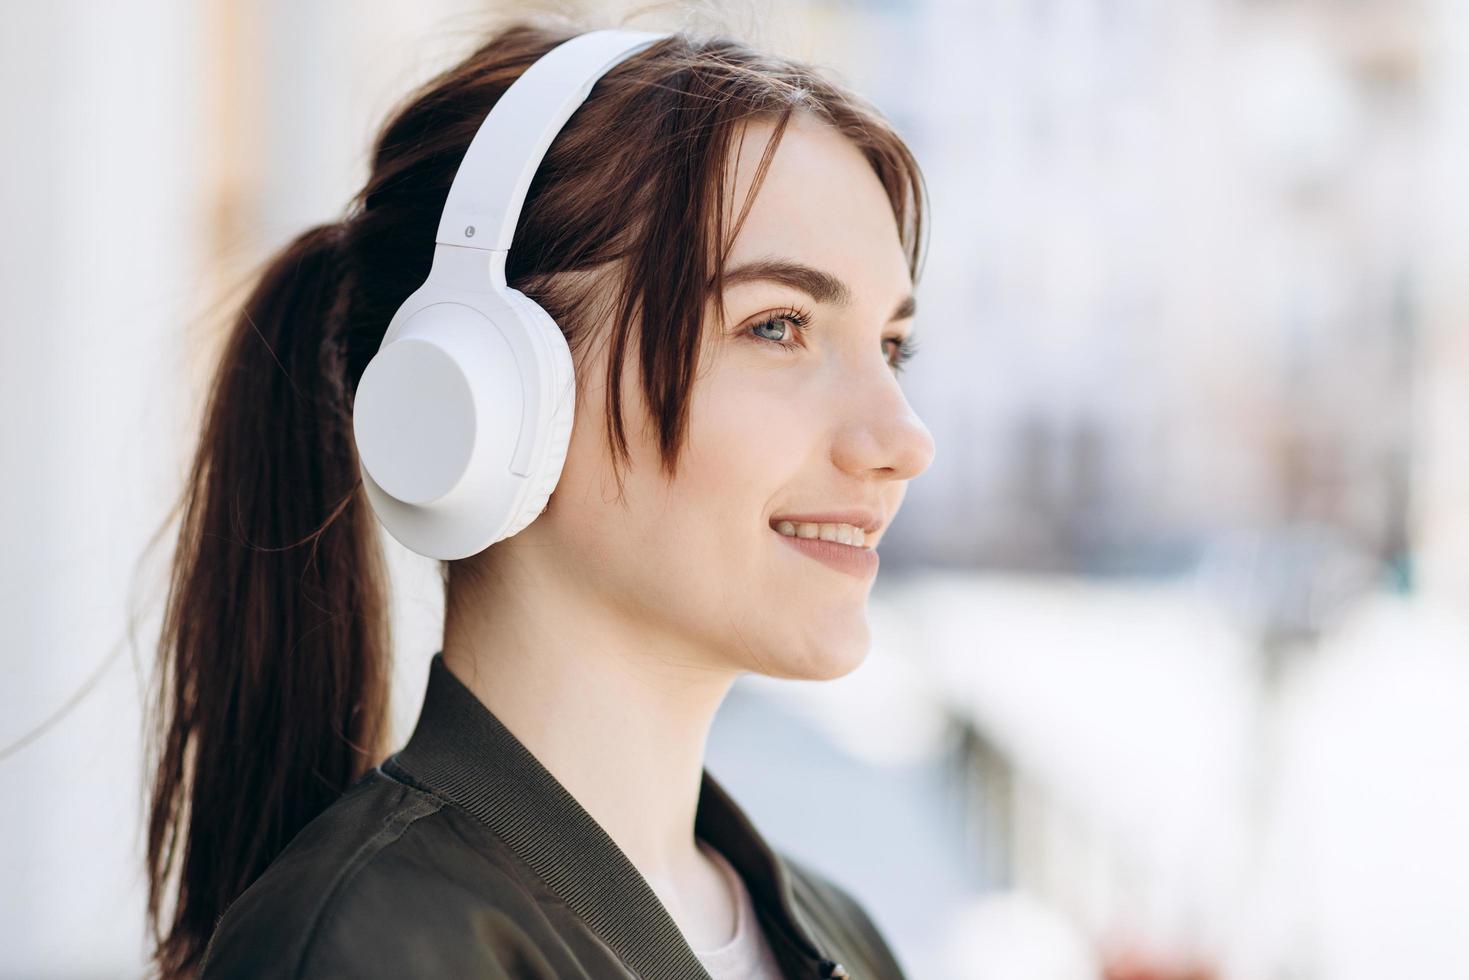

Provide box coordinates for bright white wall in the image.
[0,2,203,976]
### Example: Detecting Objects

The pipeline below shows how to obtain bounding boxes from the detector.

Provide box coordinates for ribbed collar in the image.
[382,652,837,980]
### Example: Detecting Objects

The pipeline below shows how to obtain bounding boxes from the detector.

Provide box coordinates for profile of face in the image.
[537,112,935,681]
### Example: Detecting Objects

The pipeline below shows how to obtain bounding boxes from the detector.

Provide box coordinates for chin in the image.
[759,626,872,682]
[800,650,869,682]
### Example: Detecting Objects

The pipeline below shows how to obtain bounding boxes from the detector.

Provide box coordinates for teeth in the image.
[773,521,868,548]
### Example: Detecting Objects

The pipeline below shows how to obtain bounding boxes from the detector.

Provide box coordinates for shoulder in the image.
[198,768,555,980]
[780,851,910,979]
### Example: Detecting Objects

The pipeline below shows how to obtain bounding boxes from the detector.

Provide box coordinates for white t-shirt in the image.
[691,840,786,979]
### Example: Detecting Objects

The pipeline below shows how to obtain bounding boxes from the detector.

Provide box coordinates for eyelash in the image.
[747,306,921,374]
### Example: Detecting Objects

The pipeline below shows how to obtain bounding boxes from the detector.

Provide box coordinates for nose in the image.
[830,363,936,482]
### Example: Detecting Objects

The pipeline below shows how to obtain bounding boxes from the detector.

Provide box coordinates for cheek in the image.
[678,359,807,534]
[546,352,796,591]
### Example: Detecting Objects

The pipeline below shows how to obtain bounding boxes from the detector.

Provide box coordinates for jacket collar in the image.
[384,652,836,980]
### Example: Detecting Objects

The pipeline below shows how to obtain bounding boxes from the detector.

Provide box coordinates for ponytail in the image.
[144,222,392,979]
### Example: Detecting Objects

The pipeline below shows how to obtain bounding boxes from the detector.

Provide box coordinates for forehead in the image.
[721,114,911,295]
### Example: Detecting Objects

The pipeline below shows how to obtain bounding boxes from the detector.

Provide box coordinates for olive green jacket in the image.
[198,653,909,979]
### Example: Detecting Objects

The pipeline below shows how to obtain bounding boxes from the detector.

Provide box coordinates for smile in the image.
[771,525,879,579]
[772,520,870,549]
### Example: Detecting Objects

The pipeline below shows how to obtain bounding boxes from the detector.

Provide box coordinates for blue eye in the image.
[749,307,811,351]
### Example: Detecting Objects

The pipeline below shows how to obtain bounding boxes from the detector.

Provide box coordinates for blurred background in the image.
[3,0,1467,977]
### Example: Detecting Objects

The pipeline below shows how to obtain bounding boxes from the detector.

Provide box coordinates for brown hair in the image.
[144,16,927,979]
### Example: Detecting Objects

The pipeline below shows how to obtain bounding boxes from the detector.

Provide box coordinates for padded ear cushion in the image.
[502,369,575,539]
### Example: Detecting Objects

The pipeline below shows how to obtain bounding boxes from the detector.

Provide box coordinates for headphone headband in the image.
[434,28,671,252]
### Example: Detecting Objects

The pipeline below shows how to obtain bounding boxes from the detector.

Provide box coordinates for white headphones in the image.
[351,29,671,560]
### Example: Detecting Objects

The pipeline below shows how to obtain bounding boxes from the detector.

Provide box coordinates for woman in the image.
[145,17,933,980]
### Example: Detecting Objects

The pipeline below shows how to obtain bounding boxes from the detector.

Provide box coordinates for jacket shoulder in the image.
[781,852,910,980]
[198,769,556,980]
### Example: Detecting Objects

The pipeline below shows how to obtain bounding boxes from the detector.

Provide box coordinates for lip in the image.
[772,528,880,580]
[768,509,884,534]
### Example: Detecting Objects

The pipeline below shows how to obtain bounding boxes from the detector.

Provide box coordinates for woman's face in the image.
[549,114,934,680]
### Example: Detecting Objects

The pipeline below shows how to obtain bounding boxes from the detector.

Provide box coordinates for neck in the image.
[440,535,739,901]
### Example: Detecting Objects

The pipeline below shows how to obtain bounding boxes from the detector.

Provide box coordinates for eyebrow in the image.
[719,257,917,322]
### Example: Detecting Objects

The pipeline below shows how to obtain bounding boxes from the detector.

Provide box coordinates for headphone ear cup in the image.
[503,375,575,538]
